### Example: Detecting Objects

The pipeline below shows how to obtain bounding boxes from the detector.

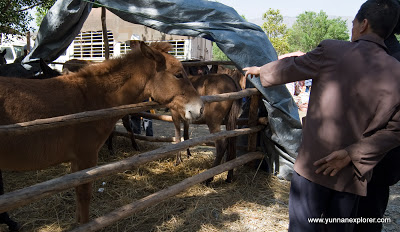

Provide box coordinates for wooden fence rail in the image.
[0,87,264,231]
[71,152,265,232]
[0,88,259,136]
[0,126,264,214]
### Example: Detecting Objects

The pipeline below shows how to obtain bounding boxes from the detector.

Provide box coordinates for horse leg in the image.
[225,135,236,183]
[183,120,192,158]
[171,110,183,165]
[122,115,140,151]
[105,130,115,156]
[205,124,227,185]
[0,170,20,231]
[71,159,96,224]
[225,107,238,183]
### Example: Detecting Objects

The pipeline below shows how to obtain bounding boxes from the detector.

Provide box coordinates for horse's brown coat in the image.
[0,42,203,223]
[171,73,242,181]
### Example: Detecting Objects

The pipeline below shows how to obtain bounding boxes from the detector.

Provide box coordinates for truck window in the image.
[2,47,14,60]
[13,46,24,58]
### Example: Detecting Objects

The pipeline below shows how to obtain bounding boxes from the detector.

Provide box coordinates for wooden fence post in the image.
[247,93,260,152]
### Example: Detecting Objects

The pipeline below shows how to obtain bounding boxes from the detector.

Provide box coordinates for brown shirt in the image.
[259,34,400,196]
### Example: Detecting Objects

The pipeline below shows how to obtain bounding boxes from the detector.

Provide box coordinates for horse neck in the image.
[76,56,152,108]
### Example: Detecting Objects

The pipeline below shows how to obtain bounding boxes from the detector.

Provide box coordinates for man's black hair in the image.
[356,0,400,38]
[394,0,400,34]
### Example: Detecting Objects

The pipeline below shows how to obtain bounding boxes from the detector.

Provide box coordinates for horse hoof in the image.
[204,178,213,186]
[186,151,192,158]
[8,221,21,232]
[225,178,233,183]
[0,213,20,231]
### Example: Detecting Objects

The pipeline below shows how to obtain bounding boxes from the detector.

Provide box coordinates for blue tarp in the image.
[24,0,302,179]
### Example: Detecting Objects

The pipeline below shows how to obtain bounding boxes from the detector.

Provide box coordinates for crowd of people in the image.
[244,0,400,231]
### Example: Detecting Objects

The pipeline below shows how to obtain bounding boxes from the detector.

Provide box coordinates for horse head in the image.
[139,42,204,121]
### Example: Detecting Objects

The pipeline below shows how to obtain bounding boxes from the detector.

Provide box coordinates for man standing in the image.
[354,13,400,232]
[243,0,400,231]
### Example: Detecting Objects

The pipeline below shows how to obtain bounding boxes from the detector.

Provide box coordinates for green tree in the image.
[261,8,289,55]
[0,0,55,35]
[35,0,56,28]
[212,42,230,61]
[287,11,349,52]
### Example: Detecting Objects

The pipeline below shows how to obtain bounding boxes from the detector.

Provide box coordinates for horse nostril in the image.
[200,106,204,115]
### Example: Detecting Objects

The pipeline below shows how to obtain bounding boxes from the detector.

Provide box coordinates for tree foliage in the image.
[287,11,349,52]
[35,0,56,28]
[261,8,289,55]
[0,0,55,35]
[212,42,230,61]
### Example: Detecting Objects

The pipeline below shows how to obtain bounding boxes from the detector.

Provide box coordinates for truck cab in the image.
[0,44,25,64]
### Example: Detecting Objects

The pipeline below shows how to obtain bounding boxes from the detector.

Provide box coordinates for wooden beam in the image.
[181,61,234,67]
[132,112,268,126]
[70,152,265,232]
[201,88,259,103]
[0,101,162,135]
[113,131,176,143]
[0,88,259,136]
[0,126,265,214]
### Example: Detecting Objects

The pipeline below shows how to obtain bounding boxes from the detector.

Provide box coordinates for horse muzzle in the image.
[184,99,204,121]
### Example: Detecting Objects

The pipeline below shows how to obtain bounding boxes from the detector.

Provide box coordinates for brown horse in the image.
[0,41,203,224]
[171,73,242,182]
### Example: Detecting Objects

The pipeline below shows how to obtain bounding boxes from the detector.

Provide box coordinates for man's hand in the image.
[243,66,261,78]
[313,149,352,176]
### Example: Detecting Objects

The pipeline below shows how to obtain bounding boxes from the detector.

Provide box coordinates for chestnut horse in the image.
[171,73,242,182]
[0,42,203,225]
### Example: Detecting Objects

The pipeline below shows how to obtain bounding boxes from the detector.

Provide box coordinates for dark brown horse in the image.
[171,73,242,182]
[0,42,203,225]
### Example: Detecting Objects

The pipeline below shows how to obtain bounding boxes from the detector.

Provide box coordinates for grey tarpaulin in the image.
[24,0,302,179]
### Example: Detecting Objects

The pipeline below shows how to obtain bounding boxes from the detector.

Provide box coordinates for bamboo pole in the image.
[70,152,265,232]
[0,126,264,214]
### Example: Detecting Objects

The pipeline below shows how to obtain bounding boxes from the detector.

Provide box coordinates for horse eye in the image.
[175,73,184,79]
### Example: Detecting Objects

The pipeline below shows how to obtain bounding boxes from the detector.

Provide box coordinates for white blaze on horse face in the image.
[184,98,204,121]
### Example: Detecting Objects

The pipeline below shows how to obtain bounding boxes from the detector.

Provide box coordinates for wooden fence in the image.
[0,87,265,231]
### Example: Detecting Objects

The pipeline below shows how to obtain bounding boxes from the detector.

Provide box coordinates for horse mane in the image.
[70,42,173,86]
[149,42,173,53]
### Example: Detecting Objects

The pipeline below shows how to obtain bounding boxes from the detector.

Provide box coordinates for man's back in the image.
[295,34,400,196]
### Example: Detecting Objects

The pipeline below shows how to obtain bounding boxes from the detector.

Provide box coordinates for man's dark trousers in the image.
[289,171,359,232]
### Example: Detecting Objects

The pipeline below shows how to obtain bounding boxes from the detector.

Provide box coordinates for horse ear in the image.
[39,58,60,78]
[129,40,140,50]
[139,41,166,72]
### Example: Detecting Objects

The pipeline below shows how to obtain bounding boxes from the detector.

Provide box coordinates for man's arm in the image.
[314,108,400,177]
[244,44,324,87]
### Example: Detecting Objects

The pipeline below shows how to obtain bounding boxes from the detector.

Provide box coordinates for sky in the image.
[213,0,366,19]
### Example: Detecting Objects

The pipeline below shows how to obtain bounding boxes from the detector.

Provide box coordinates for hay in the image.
[1,135,290,232]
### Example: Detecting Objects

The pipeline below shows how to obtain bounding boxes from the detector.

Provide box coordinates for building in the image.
[53,8,212,70]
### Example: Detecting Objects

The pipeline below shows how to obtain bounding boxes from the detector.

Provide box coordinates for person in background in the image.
[243,0,400,231]
[354,10,400,232]
[304,79,312,93]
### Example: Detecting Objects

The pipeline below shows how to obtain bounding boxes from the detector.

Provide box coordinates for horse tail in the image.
[225,73,242,182]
